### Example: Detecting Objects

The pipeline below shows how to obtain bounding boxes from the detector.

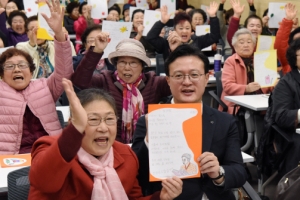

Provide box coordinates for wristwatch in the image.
[210,166,225,180]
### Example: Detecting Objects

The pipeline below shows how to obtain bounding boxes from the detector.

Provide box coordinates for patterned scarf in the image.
[36,41,54,78]
[77,147,128,200]
[115,71,144,143]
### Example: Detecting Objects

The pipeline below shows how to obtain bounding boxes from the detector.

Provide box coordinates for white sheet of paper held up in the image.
[136,0,149,9]
[160,0,176,19]
[149,108,199,179]
[196,25,212,51]
[268,3,286,28]
[143,10,161,36]
[24,0,39,17]
[88,0,108,19]
[101,21,133,58]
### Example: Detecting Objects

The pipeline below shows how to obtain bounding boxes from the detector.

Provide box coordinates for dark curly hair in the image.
[0,48,36,76]
[188,9,207,24]
[66,2,80,14]
[173,12,192,27]
[286,38,300,70]
[79,2,87,15]
[7,10,27,27]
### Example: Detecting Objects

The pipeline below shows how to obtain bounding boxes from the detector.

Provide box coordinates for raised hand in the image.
[285,3,298,21]
[220,0,226,4]
[93,32,110,53]
[230,0,245,18]
[41,0,65,42]
[62,78,87,134]
[0,7,4,14]
[246,0,254,6]
[206,1,219,18]
[161,5,171,24]
[160,177,183,200]
[168,31,182,52]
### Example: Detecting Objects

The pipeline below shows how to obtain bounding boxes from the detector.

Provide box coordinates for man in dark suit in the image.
[131,44,247,200]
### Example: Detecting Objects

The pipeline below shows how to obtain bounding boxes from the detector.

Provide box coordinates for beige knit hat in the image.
[108,38,151,67]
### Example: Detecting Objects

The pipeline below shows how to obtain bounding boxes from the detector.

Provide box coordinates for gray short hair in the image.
[231,28,256,46]
[182,153,191,161]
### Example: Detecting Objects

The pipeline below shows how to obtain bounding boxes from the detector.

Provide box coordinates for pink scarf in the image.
[115,71,145,143]
[77,147,128,200]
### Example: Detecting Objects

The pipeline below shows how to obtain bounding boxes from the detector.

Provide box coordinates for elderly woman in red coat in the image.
[29,79,182,199]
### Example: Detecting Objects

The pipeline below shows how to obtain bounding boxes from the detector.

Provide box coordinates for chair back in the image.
[7,167,30,200]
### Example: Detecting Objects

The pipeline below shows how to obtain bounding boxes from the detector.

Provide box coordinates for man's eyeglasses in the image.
[117,61,140,68]
[170,73,205,82]
[87,115,118,126]
[3,62,30,71]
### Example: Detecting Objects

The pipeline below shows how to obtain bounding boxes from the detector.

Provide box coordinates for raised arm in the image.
[146,5,171,55]
[246,0,256,16]
[227,0,244,53]
[40,0,73,102]
[274,3,297,75]
[30,79,87,193]
[194,2,221,50]
[217,0,226,33]
[0,9,8,37]
[71,32,109,89]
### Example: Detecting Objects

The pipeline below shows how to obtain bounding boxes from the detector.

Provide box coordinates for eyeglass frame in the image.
[2,62,30,71]
[87,115,119,126]
[117,60,141,68]
[169,72,206,82]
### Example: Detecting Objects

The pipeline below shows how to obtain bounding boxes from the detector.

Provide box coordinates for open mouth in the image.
[94,137,108,145]
[181,89,194,95]
[13,76,24,81]
[181,35,188,40]
[123,74,132,78]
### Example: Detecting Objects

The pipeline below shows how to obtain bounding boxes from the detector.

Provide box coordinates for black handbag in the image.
[276,164,300,200]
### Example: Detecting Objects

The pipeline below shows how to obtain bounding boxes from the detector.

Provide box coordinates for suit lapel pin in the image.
[210,121,214,124]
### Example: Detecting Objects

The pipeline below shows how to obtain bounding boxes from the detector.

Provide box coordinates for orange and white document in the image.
[0,154,31,168]
[148,104,202,181]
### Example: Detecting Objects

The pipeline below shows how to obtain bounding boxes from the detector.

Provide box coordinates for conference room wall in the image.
[188,0,300,26]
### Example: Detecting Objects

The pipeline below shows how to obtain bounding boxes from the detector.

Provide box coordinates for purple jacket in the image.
[0,12,28,46]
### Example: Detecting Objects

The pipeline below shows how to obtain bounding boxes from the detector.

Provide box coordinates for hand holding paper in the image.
[206,1,219,18]
[40,0,65,41]
[198,152,223,183]
[93,32,110,53]
[160,177,183,200]
[246,82,261,93]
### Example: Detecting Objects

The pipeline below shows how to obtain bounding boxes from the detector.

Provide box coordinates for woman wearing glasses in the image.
[29,79,182,199]
[72,36,171,144]
[0,0,73,154]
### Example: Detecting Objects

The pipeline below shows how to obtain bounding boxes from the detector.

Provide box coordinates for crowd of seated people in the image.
[0,0,300,199]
